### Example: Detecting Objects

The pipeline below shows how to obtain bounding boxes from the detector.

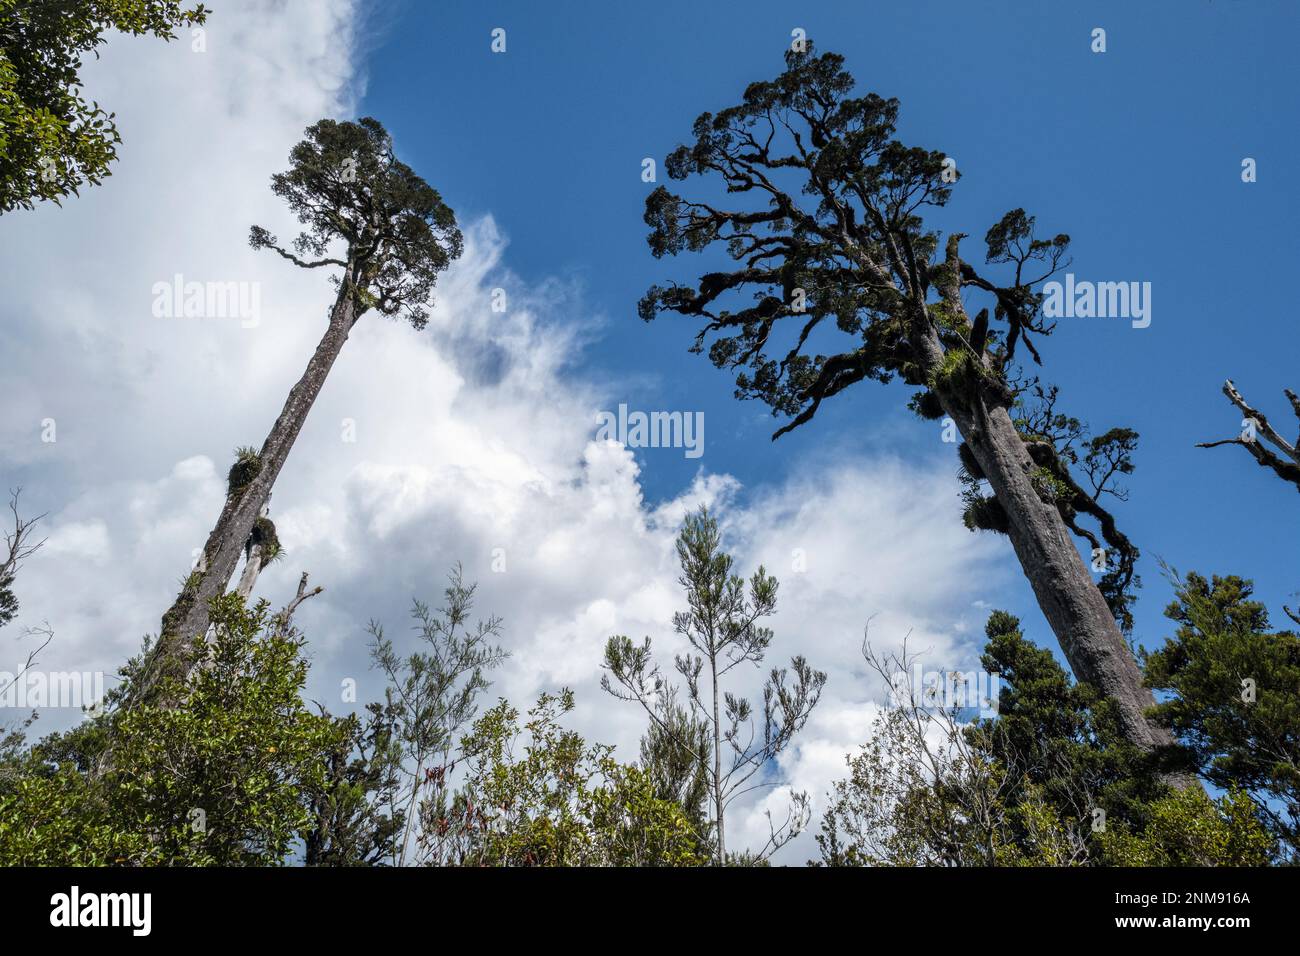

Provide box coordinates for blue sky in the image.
[361,0,1299,652]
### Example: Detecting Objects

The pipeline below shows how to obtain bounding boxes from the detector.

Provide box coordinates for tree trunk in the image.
[945,390,1176,756]
[710,650,725,866]
[234,543,263,601]
[917,250,1187,780]
[141,274,358,704]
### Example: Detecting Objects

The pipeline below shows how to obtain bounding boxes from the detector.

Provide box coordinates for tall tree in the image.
[603,507,826,864]
[142,118,463,702]
[638,45,1173,763]
[0,0,208,212]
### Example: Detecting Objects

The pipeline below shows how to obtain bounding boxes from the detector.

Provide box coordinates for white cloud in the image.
[42,520,112,565]
[0,0,1017,865]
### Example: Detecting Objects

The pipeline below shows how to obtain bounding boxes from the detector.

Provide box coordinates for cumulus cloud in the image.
[0,0,1015,863]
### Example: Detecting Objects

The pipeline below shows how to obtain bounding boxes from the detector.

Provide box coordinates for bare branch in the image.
[272,572,323,639]
[1197,379,1300,493]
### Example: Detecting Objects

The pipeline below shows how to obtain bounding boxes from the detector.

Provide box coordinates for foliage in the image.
[304,701,405,867]
[637,688,713,853]
[817,630,1084,867]
[818,610,1273,867]
[0,565,16,629]
[816,706,1029,866]
[1098,786,1275,866]
[249,116,463,329]
[965,611,1166,855]
[1144,570,1300,860]
[368,565,508,865]
[0,594,338,865]
[451,690,706,867]
[0,0,208,211]
[638,44,1059,434]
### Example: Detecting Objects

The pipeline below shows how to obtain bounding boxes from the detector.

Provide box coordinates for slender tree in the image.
[0,0,209,211]
[638,45,1174,763]
[0,490,48,707]
[142,118,462,703]
[368,566,507,866]
[0,489,43,631]
[603,508,826,864]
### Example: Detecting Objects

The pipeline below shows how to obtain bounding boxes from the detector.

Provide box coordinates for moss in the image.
[957,441,984,481]
[227,446,262,498]
[1029,465,1072,505]
[963,494,1010,534]
[159,577,199,639]
[929,346,975,394]
[248,516,281,568]
[928,261,957,294]
[928,298,969,334]
[908,389,946,421]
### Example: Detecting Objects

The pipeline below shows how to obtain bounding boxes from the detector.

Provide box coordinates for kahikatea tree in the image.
[0,0,209,211]
[639,44,1171,762]
[143,117,463,703]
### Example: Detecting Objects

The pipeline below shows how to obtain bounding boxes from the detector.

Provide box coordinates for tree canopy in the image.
[249,116,463,329]
[0,0,208,211]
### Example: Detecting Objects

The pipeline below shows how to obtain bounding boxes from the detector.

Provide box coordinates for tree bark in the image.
[917,247,1187,779]
[710,649,725,866]
[946,392,1175,756]
[234,543,263,601]
[141,273,358,704]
